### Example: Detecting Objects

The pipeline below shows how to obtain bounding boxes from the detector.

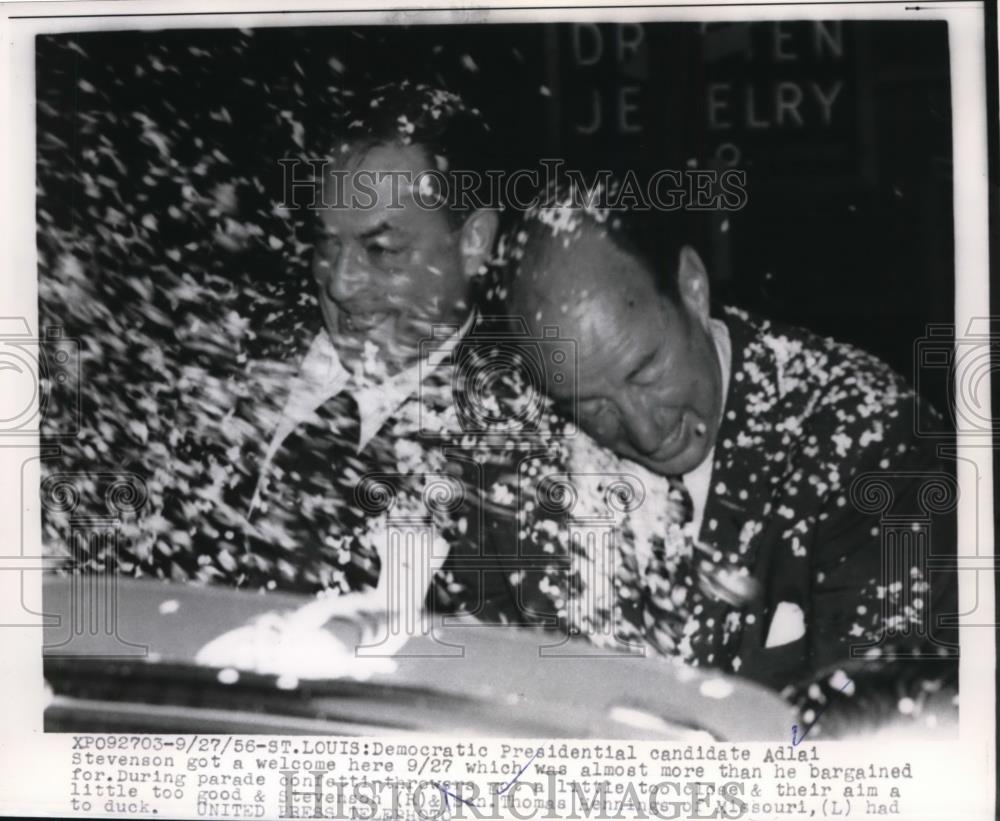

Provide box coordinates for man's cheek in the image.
[586,419,624,453]
[400,296,443,329]
[317,292,340,333]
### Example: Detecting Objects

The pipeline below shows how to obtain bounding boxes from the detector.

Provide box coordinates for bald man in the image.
[502,188,958,688]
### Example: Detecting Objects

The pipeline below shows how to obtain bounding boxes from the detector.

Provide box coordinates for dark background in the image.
[37,20,955,418]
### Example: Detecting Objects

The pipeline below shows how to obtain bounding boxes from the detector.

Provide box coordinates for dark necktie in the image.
[246,391,368,591]
[262,391,361,493]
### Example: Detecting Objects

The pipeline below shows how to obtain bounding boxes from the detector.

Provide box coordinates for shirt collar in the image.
[268,311,475,460]
[684,316,732,535]
[354,311,473,448]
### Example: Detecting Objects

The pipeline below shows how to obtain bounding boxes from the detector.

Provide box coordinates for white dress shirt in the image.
[684,317,732,537]
[262,315,475,469]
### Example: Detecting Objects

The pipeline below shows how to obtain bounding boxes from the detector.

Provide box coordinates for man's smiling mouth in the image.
[649,413,688,461]
[341,311,391,332]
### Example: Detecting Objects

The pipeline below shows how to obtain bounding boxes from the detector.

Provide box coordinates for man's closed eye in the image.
[626,347,662,387]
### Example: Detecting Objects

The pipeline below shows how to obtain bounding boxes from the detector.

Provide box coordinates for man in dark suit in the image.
[500,186,958,690]
[157,81,500,598]
[238,82,544,627]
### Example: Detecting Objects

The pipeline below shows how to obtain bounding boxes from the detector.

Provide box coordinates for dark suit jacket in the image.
[237,317,561,606]
[701,307,957,688]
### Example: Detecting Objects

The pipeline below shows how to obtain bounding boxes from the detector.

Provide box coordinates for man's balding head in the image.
[503,190,725,476]
[508,217,665,356]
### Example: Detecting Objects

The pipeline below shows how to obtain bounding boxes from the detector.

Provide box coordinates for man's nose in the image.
[620,393,677,457]
[318,247,369,305]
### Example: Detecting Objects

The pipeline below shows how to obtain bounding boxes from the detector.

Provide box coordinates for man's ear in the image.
[459,209,501,277]
[676,245,711,324]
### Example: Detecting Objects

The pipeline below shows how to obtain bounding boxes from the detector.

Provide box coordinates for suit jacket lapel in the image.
[691,308,791,670]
